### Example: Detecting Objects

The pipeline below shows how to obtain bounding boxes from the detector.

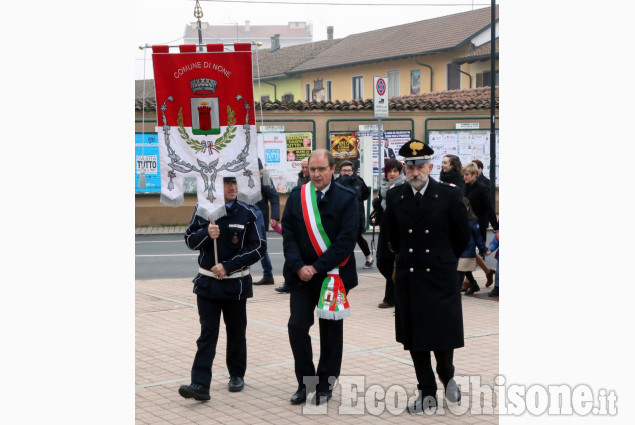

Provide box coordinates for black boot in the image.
[464,281,480,295]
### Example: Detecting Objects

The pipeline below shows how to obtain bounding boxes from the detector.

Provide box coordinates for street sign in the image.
[373,76,389,118]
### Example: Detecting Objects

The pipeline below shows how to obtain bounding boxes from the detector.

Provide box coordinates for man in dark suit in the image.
[281,149,359,406]
[384,140,470,413]
[382,139,396,161]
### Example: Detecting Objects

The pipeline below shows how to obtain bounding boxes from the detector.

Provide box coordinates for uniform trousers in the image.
[288,282,343,393]
[409,349,455,398]
[191,295,247,389]
[377,257,395,305]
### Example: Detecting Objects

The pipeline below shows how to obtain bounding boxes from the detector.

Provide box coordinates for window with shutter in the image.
[447,63,460,90]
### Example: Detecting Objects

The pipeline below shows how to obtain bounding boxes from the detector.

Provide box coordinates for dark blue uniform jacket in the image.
[185,202,266,300]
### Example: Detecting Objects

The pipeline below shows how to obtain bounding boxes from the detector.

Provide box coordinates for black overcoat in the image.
[384,178,470,351]
[281,182,359,293]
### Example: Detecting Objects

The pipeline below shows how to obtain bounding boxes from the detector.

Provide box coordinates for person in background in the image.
[458,197,489,296]
[439,154,464,191]
[462,162,498,289]
[371,159,406,308]
[335,160,373,268]
[472,159,491,190]
[254,159,281,286]
[178,176,266,402]
[487,231,499,297]
[296,157,311,187]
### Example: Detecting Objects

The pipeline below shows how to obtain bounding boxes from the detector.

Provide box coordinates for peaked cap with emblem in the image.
[398,139,434,165]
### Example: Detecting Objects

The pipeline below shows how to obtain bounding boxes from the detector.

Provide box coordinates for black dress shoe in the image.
[311,390,332,405]
[254,277,274,285]
[275,285,290,293]
[290,388,307,405]
[444,379,461,403]
[228,376,244,392]
[178,383,210,401]
[464,282,480,295]
[407,392,436,414]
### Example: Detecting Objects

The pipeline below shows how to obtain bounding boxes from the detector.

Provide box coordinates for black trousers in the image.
[191,295,247,390]
[409,350,455,398]
[377,257,394,304]
[288,282,343,393]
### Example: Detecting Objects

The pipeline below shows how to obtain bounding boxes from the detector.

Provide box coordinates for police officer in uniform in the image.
[178,176,266,402]
[384,140,470,413]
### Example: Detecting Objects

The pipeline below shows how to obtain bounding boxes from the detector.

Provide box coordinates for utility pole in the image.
[489,0,497,205]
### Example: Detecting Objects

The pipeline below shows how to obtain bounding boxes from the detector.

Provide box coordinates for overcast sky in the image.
[135,0,495,80]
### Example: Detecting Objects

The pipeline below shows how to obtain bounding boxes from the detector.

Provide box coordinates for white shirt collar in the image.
[317,181,332,195]
[411,180,429,196]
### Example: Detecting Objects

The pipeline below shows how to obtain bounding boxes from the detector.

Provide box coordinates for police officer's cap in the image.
[398,139,434,165]
[223,176,237,183]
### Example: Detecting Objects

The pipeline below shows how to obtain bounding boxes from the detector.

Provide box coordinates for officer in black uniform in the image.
[384,140,470,413]
[178,176,266,402]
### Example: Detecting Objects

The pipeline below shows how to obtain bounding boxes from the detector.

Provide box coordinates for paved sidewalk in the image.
[136,269,498,424]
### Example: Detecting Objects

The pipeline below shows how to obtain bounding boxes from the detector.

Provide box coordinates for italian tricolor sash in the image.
[301,182,351,320]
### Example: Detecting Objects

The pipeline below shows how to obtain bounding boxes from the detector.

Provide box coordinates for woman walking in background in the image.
[439,154,464,191]
[458,197,490,295]
[462,162,498,288]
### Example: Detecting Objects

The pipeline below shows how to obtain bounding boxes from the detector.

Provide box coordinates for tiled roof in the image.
[136,85,497,113]
[290,6,498,73]
[454,38,499,64]
[183,22,312,40]
[253,39,341,78]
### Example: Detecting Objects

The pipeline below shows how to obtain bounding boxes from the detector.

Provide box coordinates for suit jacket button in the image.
[409,268,414,272]
[425,249,430,253]
[409,248,413,253]
[425,229,430,234]
[408,229,413,233]
[426,268,431,272]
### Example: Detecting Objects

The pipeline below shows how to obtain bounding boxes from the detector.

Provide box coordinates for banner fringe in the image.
[160,193,184,207]
[238,191,262,206]
[317,309,351,321]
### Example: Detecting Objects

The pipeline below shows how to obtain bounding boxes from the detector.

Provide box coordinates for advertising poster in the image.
[358,130,411,173]
[286,132,312,192]
[259,132,288,193]
[330,132,359,172]
[135,133,161,193]
[258,131,314,193]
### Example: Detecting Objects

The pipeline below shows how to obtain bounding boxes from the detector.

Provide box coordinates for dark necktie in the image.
[316,190,323,203]
[415,191,422,205]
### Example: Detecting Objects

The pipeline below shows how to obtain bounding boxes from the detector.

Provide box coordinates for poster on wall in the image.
[357,130,411,174]
[258,131,314,193]
[428,130,499,186]
[135,133,161,193]
[259,132,287,193]
[330,132,359,172]
[285,132,312,192]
